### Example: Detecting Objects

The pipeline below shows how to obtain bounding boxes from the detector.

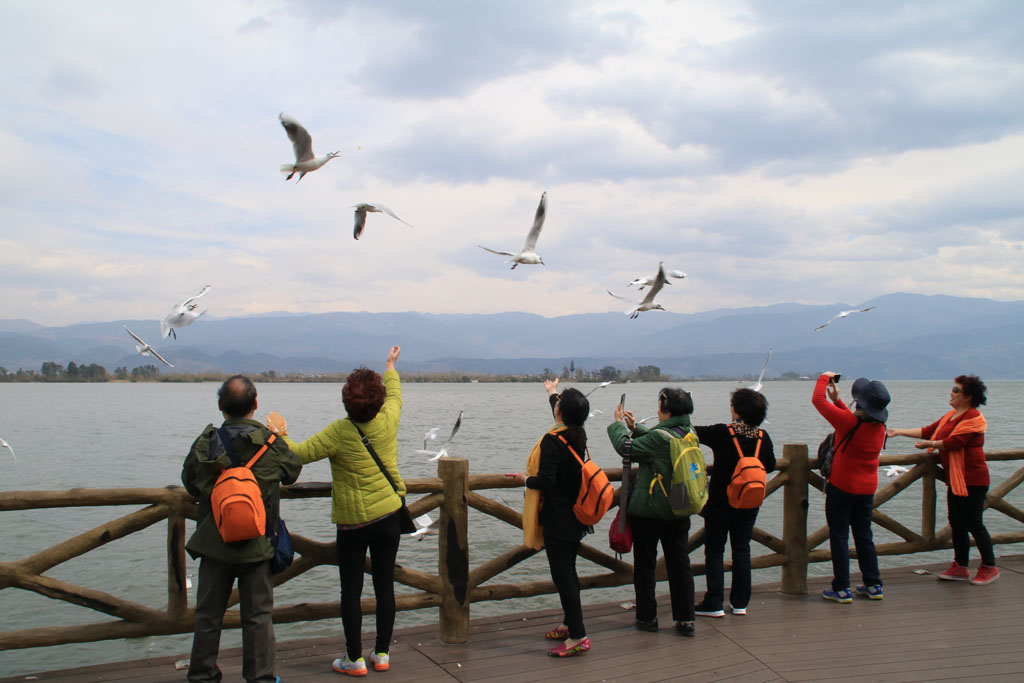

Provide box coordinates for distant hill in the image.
[2,293,1022,378]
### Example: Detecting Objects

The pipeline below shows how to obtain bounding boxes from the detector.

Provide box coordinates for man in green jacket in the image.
[182,375,302,683]
[607,387,697,637]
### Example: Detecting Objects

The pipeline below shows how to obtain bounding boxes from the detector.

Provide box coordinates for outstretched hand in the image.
[385,345,401,370]
[544,378,559,395]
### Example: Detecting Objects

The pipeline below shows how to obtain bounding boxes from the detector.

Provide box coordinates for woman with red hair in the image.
[888,375,997,585]
[266,345,405,676]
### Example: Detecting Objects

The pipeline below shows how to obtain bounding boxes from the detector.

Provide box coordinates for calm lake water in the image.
[2,379,1023,677]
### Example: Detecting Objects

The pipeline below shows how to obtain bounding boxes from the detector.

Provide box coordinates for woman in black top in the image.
[694,388,775,617]
[515,380,590,657]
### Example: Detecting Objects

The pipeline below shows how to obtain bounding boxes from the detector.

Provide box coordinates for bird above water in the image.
[161,285,210,340]
[125,325,174,367]
[479,192,548,269]
[1,438,15,462]
[749,348,774,392]
[815,306,875,331]
[352,202,413,240]
[279,112,339,182]
[628,268,686,291]
[413,410,463,461]
[607,262,669,319]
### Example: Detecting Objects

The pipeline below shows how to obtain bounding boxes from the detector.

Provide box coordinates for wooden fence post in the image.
[167,512,188,620]
[922,459,936,542]
[438,458,470,643]
[780,444,809,595]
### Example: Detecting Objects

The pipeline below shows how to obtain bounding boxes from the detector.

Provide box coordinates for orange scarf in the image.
[928,411,986,496]
[522,425,566,550]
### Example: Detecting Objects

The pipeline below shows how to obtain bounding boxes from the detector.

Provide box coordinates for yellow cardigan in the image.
[285,369,405,525]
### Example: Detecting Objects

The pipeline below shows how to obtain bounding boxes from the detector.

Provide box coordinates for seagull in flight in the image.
[588,409,603,418]
[479,191,547,269]
[607,262,669,319]
[411,514,439,541]
[584,381,618,397]
[413,410,463,461]
[125,325,174,367]
[884,465,911,477]
[352,202,413,240]
[628,268,686,291]
[637,415,659,425]
[279,112,339,182]
[161,285,210,340]
[815,306,875,332]
[1,438,15,461]
[749,348,773,392]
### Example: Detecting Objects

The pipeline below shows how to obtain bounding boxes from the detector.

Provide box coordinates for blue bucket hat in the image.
[851,378,890,423]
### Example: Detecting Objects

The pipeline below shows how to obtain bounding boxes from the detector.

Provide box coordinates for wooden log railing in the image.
[1,447,1022,650]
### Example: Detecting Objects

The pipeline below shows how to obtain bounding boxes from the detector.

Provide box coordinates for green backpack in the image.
[662,426,708,516]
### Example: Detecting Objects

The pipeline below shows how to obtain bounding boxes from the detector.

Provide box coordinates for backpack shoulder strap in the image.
[244,433,275,469]
[835,418,863,454]
[659,425,689,439]
[216,427,240,467]
[556,433,587,466]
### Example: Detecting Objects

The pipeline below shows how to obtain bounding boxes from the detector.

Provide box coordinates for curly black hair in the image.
[954,374,987,408]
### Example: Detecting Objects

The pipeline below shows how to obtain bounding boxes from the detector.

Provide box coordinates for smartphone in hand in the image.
[619,393,627,407]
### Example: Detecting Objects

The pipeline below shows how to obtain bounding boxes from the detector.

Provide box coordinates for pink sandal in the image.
[547,637,590,657]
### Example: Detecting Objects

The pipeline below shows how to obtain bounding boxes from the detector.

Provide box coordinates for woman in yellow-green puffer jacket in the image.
[267,344,403,675]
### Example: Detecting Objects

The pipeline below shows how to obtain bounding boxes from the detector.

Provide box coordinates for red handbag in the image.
[608,508,632,555]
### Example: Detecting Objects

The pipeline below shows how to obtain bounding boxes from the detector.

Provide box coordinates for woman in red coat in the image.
[887,375,996,585]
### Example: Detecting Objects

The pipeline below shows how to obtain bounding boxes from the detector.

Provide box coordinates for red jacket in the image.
[922,408,989,487]
[812,375,886,495]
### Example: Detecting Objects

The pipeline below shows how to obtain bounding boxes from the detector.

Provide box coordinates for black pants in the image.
[701,503,758,611]
[189,557,276,683]
[948,485,995,567]
[544,535,585,639]
[825,483,881,591]
[337,512,401,660]
[630,515,694,623]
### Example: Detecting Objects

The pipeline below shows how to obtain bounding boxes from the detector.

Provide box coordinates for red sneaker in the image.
[937,561,970,581]
[970,564,1000,585]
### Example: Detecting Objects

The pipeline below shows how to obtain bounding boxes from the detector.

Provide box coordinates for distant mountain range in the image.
[2,293,1023,379]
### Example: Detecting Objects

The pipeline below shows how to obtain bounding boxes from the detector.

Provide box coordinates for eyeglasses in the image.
[951,387,963,394]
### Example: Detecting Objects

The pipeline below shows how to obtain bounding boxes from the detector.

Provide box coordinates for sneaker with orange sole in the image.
[970,564,999,585]
[937,561,970,581]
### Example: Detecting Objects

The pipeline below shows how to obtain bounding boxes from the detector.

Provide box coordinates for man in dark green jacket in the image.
[182,375,302,683]
[607,387,697,637]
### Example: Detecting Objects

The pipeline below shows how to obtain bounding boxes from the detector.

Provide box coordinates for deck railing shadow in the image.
[1,446,1022,649]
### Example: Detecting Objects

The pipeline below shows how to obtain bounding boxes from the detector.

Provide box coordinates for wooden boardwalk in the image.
[6,555,1024,683]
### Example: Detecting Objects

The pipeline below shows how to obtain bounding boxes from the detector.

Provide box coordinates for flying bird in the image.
[278,112,339,182]
[411,514,439,541]
[0,438,15,461]
[584,381,618,397]
[413,410,463,461]
[421,427,442,451]
[161,285,210,339]
[749,348,773,392]
[352,202,413,240]
[606,262,669,319]
[815,306,876,332]
[637,415,659,425]
[628,269,686,291]
[479,191,547,269]
[884,465,911,477]
[125,325,174,367]
[588,409,603,418]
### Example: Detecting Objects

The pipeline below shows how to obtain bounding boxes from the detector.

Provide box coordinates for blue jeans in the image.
[701,503,758,611]
[825,483,881,591]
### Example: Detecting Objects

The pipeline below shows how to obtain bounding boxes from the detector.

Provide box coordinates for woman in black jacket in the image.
[694,388,776,617]
[515,380,590,657]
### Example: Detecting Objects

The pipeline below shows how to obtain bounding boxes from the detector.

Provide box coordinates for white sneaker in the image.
[369,652,390,671]
[332,657,367,676]
[730,605,747,615]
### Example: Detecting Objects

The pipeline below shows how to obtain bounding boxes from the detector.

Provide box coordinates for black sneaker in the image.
[674,621,695,637]
[635,618,659,632]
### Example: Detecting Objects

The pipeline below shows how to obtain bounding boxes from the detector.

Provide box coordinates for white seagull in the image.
[161,285,211,340]
[749,348,774,392]
[413,410,463,461]
[352,202,413,240]
[278,112,339,182]
[479,191,547,269]
[1,438,15,461]
[588,409,603,418]
[411,514,439,541]
[815,306,876,332]
[884,465,911,477]
[628,269,686,291]
[125,325,174,367]
[606,262,669,319]
[584,381,618,397]
[637,415,659,425]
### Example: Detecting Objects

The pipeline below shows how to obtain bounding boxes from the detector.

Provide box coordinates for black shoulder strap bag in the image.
[354,424,417,534]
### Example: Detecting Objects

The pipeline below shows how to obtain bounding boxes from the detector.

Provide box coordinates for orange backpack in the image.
[558,434,614,526]
[726,427,766,509]
[210,431,276,543]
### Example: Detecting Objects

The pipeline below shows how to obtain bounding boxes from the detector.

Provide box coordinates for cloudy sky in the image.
[1,0,1022,326]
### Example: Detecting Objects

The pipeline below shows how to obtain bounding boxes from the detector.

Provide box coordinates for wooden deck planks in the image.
[3,556,1022,683]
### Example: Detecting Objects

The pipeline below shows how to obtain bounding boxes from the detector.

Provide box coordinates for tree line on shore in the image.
[0,360,810,384]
